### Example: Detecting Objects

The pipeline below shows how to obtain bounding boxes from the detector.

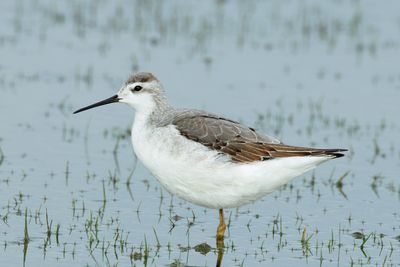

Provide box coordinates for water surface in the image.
[0,1,399,266]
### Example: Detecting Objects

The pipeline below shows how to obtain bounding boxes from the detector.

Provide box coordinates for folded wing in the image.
[172,111,346,163]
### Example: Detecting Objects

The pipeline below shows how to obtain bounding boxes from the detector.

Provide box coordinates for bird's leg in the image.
[216,209,226,248]
[216,247,224,267]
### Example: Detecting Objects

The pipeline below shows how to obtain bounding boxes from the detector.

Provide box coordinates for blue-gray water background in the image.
[0,1,399,266]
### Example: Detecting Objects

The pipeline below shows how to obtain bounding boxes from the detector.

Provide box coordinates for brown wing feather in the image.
[172,113,346,163]
[226,142,346,162]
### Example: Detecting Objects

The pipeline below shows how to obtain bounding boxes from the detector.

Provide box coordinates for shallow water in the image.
[1,0,400,266]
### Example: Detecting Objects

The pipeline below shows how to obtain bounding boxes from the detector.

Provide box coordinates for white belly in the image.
[131,124,329,209]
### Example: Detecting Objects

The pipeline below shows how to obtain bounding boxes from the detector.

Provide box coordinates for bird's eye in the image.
[132,85,142,92]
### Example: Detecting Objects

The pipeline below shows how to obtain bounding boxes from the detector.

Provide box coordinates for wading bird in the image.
[74,72,346,246]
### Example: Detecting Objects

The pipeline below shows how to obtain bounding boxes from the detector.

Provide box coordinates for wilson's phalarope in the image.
[74,72,346,244]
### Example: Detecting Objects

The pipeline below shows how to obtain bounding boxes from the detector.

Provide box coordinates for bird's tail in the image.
[256,144,348,159]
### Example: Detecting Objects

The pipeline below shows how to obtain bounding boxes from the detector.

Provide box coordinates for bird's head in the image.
[73,72,166,114]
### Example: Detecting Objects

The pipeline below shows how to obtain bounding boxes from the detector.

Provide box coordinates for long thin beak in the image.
[73,95,120,114]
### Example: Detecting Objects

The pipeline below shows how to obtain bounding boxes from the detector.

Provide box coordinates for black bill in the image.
[73,95,120,114]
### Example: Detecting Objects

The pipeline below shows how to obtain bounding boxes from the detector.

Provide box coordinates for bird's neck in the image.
[132,98,173,131]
